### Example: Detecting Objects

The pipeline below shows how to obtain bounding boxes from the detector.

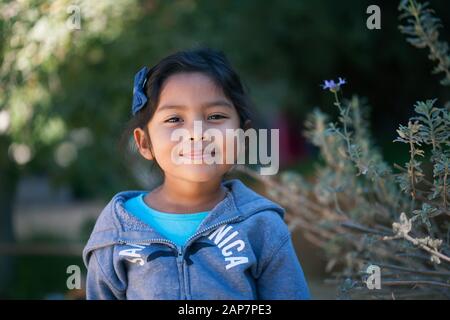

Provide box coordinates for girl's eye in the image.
[208,114,228,120]
[164,114,227,123]
[165,116,182,123]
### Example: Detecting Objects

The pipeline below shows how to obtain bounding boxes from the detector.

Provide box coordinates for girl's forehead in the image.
[160,72,225,98]
[156,72,233,112]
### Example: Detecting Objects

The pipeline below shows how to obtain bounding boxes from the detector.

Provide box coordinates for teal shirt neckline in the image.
[123,193,209,246]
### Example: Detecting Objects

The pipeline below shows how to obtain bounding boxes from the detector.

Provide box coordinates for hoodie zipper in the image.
[181,215,244,300]
[118,238,179,251]
[117,215,244,255]
[183,215,243,249]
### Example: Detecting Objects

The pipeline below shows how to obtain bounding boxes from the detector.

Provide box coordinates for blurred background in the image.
[1,0,450,299]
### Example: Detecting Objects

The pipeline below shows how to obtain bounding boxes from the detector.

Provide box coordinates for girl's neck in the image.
[144,175,227,214]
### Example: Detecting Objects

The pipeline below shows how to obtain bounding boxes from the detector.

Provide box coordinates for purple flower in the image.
[321,77,346,92]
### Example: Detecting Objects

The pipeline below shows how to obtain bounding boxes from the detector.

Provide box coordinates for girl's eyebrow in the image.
[156,100,233,113]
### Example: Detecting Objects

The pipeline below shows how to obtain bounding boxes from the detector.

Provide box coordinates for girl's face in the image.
[134,72,241,183]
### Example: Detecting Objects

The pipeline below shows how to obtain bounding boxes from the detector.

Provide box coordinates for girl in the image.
[83,48,310,300]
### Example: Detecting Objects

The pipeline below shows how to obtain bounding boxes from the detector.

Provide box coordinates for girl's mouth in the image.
[180,150,216,161]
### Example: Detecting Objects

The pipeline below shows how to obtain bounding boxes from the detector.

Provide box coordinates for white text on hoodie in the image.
[208,224,249,270]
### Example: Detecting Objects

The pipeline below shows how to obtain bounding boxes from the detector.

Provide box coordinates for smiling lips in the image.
[180,149,216,160]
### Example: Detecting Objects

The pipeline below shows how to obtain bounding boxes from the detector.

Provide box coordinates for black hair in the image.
[121,47,254,168]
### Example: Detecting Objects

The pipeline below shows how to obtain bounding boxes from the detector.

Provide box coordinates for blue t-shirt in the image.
[123,193,209,247]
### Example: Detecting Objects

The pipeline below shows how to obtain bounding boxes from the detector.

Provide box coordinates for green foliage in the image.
[399,0,450,86]
[0,0,140,143]
[393,99,450,206]
[0,0,145,198]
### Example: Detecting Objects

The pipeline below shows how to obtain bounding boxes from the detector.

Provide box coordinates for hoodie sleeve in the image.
[86,249,126,300]
[256,233,311,300]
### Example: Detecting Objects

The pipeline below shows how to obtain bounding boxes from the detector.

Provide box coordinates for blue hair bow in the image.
[131,66,150,115]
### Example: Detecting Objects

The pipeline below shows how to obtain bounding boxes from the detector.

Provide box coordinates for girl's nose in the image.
[187,120,207,141]
[189,135,205,141]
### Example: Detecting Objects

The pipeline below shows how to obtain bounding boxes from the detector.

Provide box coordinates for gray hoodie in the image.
[82,178,310,300]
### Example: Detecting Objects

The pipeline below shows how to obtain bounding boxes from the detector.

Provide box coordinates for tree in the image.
[0,0,141,296]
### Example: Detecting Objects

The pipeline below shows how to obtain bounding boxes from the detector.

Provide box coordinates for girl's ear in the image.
[133,127,154,161]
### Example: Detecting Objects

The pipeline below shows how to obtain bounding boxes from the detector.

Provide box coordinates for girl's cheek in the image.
[147,127,173,156]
